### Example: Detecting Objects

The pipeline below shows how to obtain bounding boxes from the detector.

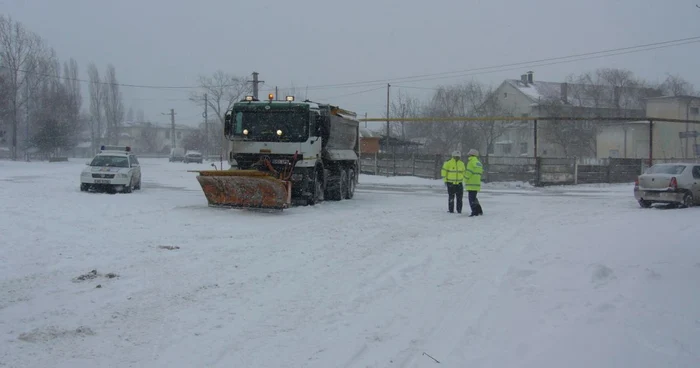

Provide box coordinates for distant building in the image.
[597,96,700,159]
[492,71,657,158]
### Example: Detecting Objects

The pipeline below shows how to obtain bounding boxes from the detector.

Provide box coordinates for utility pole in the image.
[203,93,208,158]
[364,112,367,128]
[162,109,176,150]
[25,79,30,161]
[248,72,264,99]
[275,86,278,100]
[386,83,391,154]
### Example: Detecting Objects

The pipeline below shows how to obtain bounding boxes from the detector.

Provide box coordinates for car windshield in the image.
[237,110,308,142]
[646,164,686,175]
[90,155,129,168]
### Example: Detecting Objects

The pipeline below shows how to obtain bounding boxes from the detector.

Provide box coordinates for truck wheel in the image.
[345,168,355,199]
[80,183,90,192]
[308,169,323,205]
[326,169,346,201]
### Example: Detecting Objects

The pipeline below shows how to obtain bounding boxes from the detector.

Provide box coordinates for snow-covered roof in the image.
[360,127,378,138]
[505,79,655,110]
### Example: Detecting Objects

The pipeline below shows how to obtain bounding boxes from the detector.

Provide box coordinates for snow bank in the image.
[1,158,698,367]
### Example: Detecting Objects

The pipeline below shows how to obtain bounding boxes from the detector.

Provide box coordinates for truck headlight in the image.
[81,172,90,177]
[276,130,283,136]
[118,173,128,178]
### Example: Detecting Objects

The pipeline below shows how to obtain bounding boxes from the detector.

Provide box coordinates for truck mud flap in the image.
[193,170,291,210]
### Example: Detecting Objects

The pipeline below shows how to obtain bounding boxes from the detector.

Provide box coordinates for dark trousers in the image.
[468,190,483,215]
[446,183,463,213]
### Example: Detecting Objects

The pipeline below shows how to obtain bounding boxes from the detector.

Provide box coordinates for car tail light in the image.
[669,177,678,190]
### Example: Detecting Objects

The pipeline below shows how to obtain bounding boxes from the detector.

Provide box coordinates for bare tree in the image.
[0,15,54,159]
[537,68,656,158]
[388,90,422,141]
[190,70,251,154]
[30,65,81,157]
[658,74,696,96]
[139,122,157,152]
[102,64,124,145]
[87,62,103,152]
[126,106,134,122]
[62,58,81,126]
[136,108,145,122]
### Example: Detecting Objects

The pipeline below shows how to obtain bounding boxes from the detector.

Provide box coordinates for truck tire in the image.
[307,169,324,205]
[326,169,346,201]
[345,168,355,199]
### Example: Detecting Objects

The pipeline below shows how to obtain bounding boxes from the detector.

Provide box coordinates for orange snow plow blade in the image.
[192,170,291,210]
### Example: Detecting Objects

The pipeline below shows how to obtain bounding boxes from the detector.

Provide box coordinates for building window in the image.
[690,107,699,116]
[609,149,620,158]
[487,142,494,155]
[502,143,512,155]
[520,113,529,124]
[520,142,528,155]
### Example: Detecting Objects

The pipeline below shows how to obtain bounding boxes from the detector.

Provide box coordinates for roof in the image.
[234,100,321,110]
[360,127,377,138]
[505,79,656,110]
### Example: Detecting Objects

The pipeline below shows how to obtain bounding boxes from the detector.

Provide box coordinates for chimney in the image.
[521,74,528,84]
[561,82,568,103]
[527,71,534,84]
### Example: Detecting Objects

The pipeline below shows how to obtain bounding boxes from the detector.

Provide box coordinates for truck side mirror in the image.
[315,115,323,135]
[224,112,232,137]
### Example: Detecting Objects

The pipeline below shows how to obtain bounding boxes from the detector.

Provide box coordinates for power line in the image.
[296,36,700,91]
[1,35,698,91]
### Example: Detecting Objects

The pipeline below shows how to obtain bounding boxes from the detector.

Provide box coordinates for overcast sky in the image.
[2,0,700,130]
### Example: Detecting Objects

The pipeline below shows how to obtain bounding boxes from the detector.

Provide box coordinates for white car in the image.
[80,145,142,193]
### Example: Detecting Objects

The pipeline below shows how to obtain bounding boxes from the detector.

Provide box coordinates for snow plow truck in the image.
[191,94,360,210]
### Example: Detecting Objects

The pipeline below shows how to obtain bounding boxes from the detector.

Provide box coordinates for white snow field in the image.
[1,158,699,368]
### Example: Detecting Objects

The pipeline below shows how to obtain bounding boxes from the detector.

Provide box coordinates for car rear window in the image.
[646,165,686,175]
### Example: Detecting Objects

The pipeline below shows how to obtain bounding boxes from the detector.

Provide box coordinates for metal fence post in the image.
[374,152,378,175]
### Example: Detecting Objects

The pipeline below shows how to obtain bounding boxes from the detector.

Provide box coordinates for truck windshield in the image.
[237,110,308,142]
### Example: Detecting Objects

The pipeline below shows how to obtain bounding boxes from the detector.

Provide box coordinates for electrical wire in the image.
[1,35,698,91]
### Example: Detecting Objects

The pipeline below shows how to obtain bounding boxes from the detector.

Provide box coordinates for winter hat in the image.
[467,149,479,156]
[452,150,461,157]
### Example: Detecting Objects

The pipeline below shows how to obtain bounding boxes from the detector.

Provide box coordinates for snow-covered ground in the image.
[1,158,699,367]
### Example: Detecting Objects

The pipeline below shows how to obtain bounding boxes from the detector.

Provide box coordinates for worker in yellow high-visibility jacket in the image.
[441,151,466,213]
[464,149,484,217]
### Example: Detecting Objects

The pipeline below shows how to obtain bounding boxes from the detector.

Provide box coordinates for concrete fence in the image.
[359,153,700,186]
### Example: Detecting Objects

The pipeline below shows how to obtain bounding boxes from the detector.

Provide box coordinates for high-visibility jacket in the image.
[464,156,483,191]
[441,158,466,184]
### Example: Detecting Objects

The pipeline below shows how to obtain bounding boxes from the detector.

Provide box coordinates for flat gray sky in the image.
[2,0,700,130]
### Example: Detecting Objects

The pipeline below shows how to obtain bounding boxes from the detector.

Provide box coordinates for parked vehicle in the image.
[80,145,142,193]
[169,147,185,162]
[184,150,203,164]
[634,163,700,208]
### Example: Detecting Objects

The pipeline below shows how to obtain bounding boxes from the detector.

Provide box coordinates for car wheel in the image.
[680,192,694,208]
[638,199,652,208]
[80,183,90,192]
